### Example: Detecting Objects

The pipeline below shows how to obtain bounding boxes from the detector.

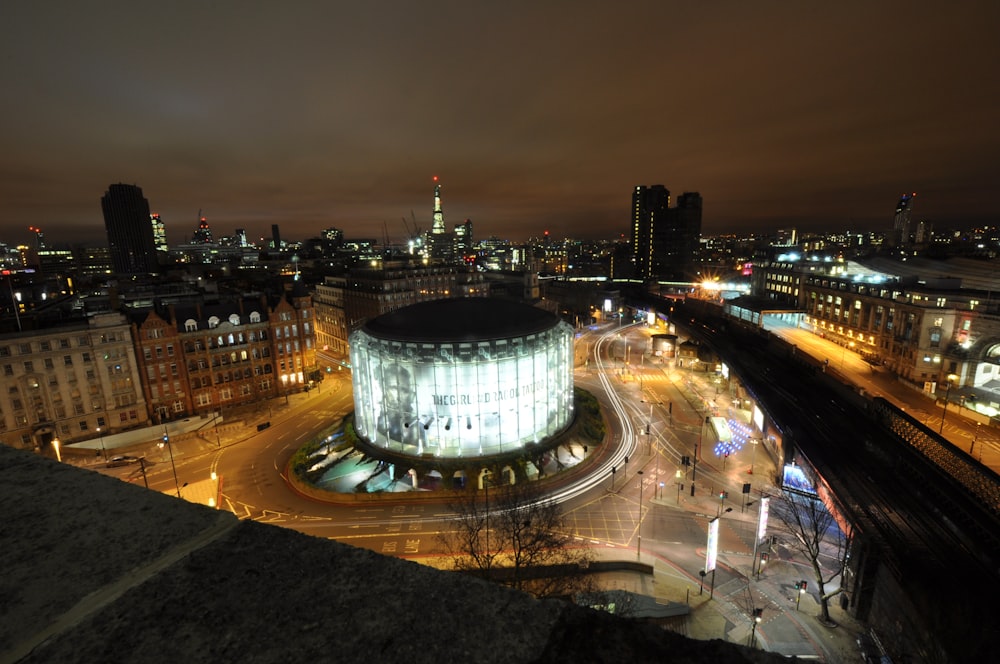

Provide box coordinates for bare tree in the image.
[773,489,848,624]
[442,480,594,599]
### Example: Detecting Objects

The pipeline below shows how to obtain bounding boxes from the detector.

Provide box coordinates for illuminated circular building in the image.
[349,298,574,458]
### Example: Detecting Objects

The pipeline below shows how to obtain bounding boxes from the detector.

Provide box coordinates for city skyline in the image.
[2,1,998,247]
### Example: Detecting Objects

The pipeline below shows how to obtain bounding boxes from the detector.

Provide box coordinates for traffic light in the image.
[794,581,801,590]
[800,581,807,591]
[681,456,690,466]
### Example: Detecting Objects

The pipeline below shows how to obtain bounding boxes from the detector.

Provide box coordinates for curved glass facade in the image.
[350,322,574,457]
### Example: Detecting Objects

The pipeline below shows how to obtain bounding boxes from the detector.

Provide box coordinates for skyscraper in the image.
[454,218,473,259]
[151,213,168,253]
[101,183,160,274]
[428,176,454,262]
[192,213,213,244]
[891,193,916,248]
[630,185,702,281]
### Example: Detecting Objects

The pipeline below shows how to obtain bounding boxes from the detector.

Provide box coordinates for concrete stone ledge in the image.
[1,445,783,664]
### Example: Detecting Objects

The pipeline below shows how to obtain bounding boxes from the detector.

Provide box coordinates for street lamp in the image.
[840,340,855,371]
[750,608,763,647]
[756,551,769,580]
[97,426,107,461]
[636,470,644,559]
[159,431,181,498]
[52,437,61,463]
[483,468,492,574]
[748,437,759,475]
[939,374,957,434]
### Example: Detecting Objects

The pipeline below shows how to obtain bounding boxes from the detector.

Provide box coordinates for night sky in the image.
[2,1,998,247]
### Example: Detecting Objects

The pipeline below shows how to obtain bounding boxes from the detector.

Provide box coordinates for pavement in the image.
[586,383,867,661]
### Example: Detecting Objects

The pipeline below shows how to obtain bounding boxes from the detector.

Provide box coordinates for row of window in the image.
[0,335,94,356]
[2,352,95,374]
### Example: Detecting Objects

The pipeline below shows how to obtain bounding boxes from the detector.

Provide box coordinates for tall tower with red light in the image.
[431,176,446,235]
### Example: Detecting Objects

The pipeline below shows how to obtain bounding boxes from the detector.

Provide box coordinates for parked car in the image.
[106,455,139,468]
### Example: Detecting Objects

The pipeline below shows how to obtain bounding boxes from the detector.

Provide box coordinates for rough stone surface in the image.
[1,446,781,663]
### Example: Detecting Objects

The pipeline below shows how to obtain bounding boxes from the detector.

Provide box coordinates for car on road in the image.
[106,455,139,468]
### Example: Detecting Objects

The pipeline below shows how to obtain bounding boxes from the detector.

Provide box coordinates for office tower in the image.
[630,185,702,281]
[671,192,703,278]
[151,213,168,252]
[454,219,473,257]
[28,226,46,250]
[775,228,798,247]
[101,183,160,274]
[192,213,213,244]
[891,193,916,247]
[631,185,671,280]
[271,224,281,250]
[236,228,249,247]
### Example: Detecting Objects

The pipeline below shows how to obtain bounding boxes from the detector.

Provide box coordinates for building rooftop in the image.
[362,297,560,343]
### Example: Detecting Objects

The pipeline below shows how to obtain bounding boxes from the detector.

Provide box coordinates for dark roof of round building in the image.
[362,298,560,343]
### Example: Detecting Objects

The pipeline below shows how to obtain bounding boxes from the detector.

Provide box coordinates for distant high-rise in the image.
[630,185,701,281]
[271,224,282,250]
[891,193,916,247]
[431,176,446,234]
[775,228,798,247]
[101,183,159,274]
[631,185,670,279]
[151,213,168,253]
[192,212,213,244]
[454,219,473,257]
[428,177,454,261]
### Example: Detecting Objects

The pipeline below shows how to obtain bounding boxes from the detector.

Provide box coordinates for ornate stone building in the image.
[750,254,1000,404]
[132,291,316,421]
[313,261,487,366]
[0,313,148,451]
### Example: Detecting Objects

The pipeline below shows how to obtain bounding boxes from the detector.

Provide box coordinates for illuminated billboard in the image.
[350,299,575,458]
[782,463,818,497]
[752,404,764,432]
[756,496,770,541]
[705,517,719,572]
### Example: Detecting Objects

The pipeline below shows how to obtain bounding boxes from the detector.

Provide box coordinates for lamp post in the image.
[750,608,763,647]
[97,426,107,461]
[160,430,181,498]
[212,411,222,448]
[52,437,61,463]
[756,551,768,580]
[939,374,957,434]
[971,423,981,456]
[840,340,855,371]
[636,470,644,559]
[483,469,492,575]
[748,437,759,475]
